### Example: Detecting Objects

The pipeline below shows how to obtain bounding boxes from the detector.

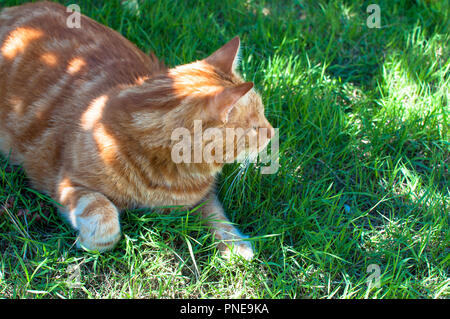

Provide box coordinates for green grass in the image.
[0,0,449,298]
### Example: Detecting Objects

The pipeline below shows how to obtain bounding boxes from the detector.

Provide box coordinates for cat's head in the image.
[167,37,274,164]
[115,37,274,166]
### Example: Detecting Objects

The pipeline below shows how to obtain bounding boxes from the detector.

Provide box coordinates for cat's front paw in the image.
[76,215,121,252]
[218,240,255,261]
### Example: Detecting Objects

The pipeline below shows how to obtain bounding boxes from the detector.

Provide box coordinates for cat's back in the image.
[0,1,155,91]
[0,1,159,192]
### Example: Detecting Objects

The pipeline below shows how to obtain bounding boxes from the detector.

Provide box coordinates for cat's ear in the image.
[209,82,254,123]
[204,36,241,74]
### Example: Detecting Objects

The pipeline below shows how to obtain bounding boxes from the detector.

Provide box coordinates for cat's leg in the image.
[198,191,254,260]
[57,185,121,252]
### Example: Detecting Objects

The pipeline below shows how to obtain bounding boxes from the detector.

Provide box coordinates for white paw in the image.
[219,240,255,261]
[76,217,121,252]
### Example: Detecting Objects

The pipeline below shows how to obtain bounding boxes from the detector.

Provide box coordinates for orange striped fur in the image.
[0,2,273,259]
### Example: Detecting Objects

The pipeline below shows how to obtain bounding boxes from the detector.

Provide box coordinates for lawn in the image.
[0,0,448,298]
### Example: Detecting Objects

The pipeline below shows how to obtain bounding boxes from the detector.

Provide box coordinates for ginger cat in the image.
[0,2,274,260]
